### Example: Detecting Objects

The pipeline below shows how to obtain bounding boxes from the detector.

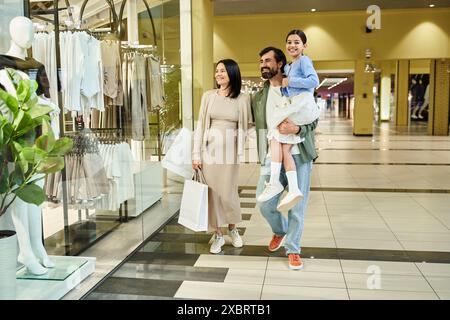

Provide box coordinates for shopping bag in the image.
[178,169,208,232]
[161,127,194,179]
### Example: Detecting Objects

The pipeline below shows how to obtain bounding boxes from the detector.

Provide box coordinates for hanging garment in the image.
[128,54,150,141]
[148,57,165,110]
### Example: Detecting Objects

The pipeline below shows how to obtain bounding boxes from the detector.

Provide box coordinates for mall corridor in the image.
[84,117,450,300]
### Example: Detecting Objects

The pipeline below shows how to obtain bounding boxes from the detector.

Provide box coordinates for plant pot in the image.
[0,230,17,300]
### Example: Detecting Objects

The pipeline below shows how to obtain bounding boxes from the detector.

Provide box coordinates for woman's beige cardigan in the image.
[192,89,251,162]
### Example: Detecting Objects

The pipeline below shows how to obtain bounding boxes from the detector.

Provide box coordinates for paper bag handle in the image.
[193,169,207,185]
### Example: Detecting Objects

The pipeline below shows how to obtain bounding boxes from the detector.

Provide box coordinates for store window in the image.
[0,0,182,272]
[0,0,23,53]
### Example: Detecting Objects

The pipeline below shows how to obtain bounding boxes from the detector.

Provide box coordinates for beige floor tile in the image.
[224,268,266,285]
[335,239,403,250]
[416,263,450,277]
[341,260,421,276]
[348,289,439,300]
[265,270,346,288]
[437,292,450,300]
[394,232,450,242]
[400,241,450,252]
[301,238,337,248]
[194,254,268,270]
[344,273,433,292]
[388,224,449,233]
[174,281,262,300]
[268,257,342,273]
[261,285,349,300]
[424,276,450,292]
[332,230,397,240]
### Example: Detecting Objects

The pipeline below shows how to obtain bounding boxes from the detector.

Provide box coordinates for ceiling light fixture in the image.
[328,78,347,90]
[429,4,435,7]
[311,8,317,12]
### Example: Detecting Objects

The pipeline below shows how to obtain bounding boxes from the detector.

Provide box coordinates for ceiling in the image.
[214,0,450,15]
[30,0,450,19]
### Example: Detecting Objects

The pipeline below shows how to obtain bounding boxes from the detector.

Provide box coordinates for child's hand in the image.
[282,78,289,88]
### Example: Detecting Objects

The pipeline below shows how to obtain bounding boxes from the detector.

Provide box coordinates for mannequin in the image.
[6,16,34,60]
[0,16,55,275]
[0,17,50,98]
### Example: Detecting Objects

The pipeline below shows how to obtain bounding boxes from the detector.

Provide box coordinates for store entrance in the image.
[316,71,354,121]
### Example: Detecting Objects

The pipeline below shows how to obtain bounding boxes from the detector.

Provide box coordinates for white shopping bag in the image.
[161,127,194,179]
[178,170,208,232]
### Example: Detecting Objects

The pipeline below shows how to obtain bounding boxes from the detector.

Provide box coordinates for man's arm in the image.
[278,118,318,138]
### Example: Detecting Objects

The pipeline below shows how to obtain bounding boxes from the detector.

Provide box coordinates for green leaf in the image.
[0,89,19,115]
[13,183,46,206]
[21,147,36,162]
[29,80,38,96]
[23,95,38,110]
[13,142,28,173]
[12,110,33,137]
[41,119,55,141]
[50,137,73,156]
[10,163,24,186]
[13,141,24,153]
[21,147,46,163]
[36,133,55,152]
[16,80,31,103]
[28,105,53,119]
[36,156,64,174]
[0,119,13,147]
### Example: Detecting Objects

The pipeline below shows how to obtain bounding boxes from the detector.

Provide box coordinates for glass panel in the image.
[16,257,88,281]
[0,0,23,53]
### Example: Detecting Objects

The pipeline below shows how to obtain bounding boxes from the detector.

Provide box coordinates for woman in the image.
[192,59,251,254]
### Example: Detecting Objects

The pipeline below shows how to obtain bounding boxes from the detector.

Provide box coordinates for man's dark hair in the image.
[285,29,307,44]
[259,47,287,72]
[216,58,242,99]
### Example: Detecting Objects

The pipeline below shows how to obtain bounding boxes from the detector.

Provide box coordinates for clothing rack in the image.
[89,128,129,222]
[121,44,158,55]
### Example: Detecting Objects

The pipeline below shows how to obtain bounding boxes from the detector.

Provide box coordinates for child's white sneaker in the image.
[277,189,303,213]
[257,182,284,202]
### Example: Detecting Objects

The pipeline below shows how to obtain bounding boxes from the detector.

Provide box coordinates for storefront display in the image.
[0,1,182,284]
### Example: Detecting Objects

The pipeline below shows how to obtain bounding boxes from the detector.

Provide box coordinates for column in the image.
[394,60,410,126]
[380,61,393,121]
[428,59,450,136]
[192,0,214,121]
[180,0,193,129]
[127,0,138,43]
[353,60,374,136]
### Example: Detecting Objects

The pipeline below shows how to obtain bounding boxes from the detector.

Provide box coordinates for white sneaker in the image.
[411,114,418,119]
[277,189,304,213]
[210,234,225,254]
[229,228,243,248]
[418,115,424,119]
[257,182,284,202]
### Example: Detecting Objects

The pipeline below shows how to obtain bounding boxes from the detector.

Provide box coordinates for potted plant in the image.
[0,68,73,299]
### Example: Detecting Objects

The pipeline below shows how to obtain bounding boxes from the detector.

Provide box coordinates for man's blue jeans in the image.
[256,155,313,254]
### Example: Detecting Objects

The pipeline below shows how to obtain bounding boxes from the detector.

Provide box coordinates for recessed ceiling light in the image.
[429,4,435,7]
[311,8,317,12]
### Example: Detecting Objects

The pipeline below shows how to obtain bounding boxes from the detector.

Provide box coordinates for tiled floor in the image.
[84,117,450,300]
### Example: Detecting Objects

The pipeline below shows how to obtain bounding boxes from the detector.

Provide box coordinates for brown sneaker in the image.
[268,234,286,252]
[288,253,304,270]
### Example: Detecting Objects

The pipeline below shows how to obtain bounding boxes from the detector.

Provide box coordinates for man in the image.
[251,47,318,270]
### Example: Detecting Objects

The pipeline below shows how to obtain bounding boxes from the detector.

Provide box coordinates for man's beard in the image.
[261,67,278,79]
